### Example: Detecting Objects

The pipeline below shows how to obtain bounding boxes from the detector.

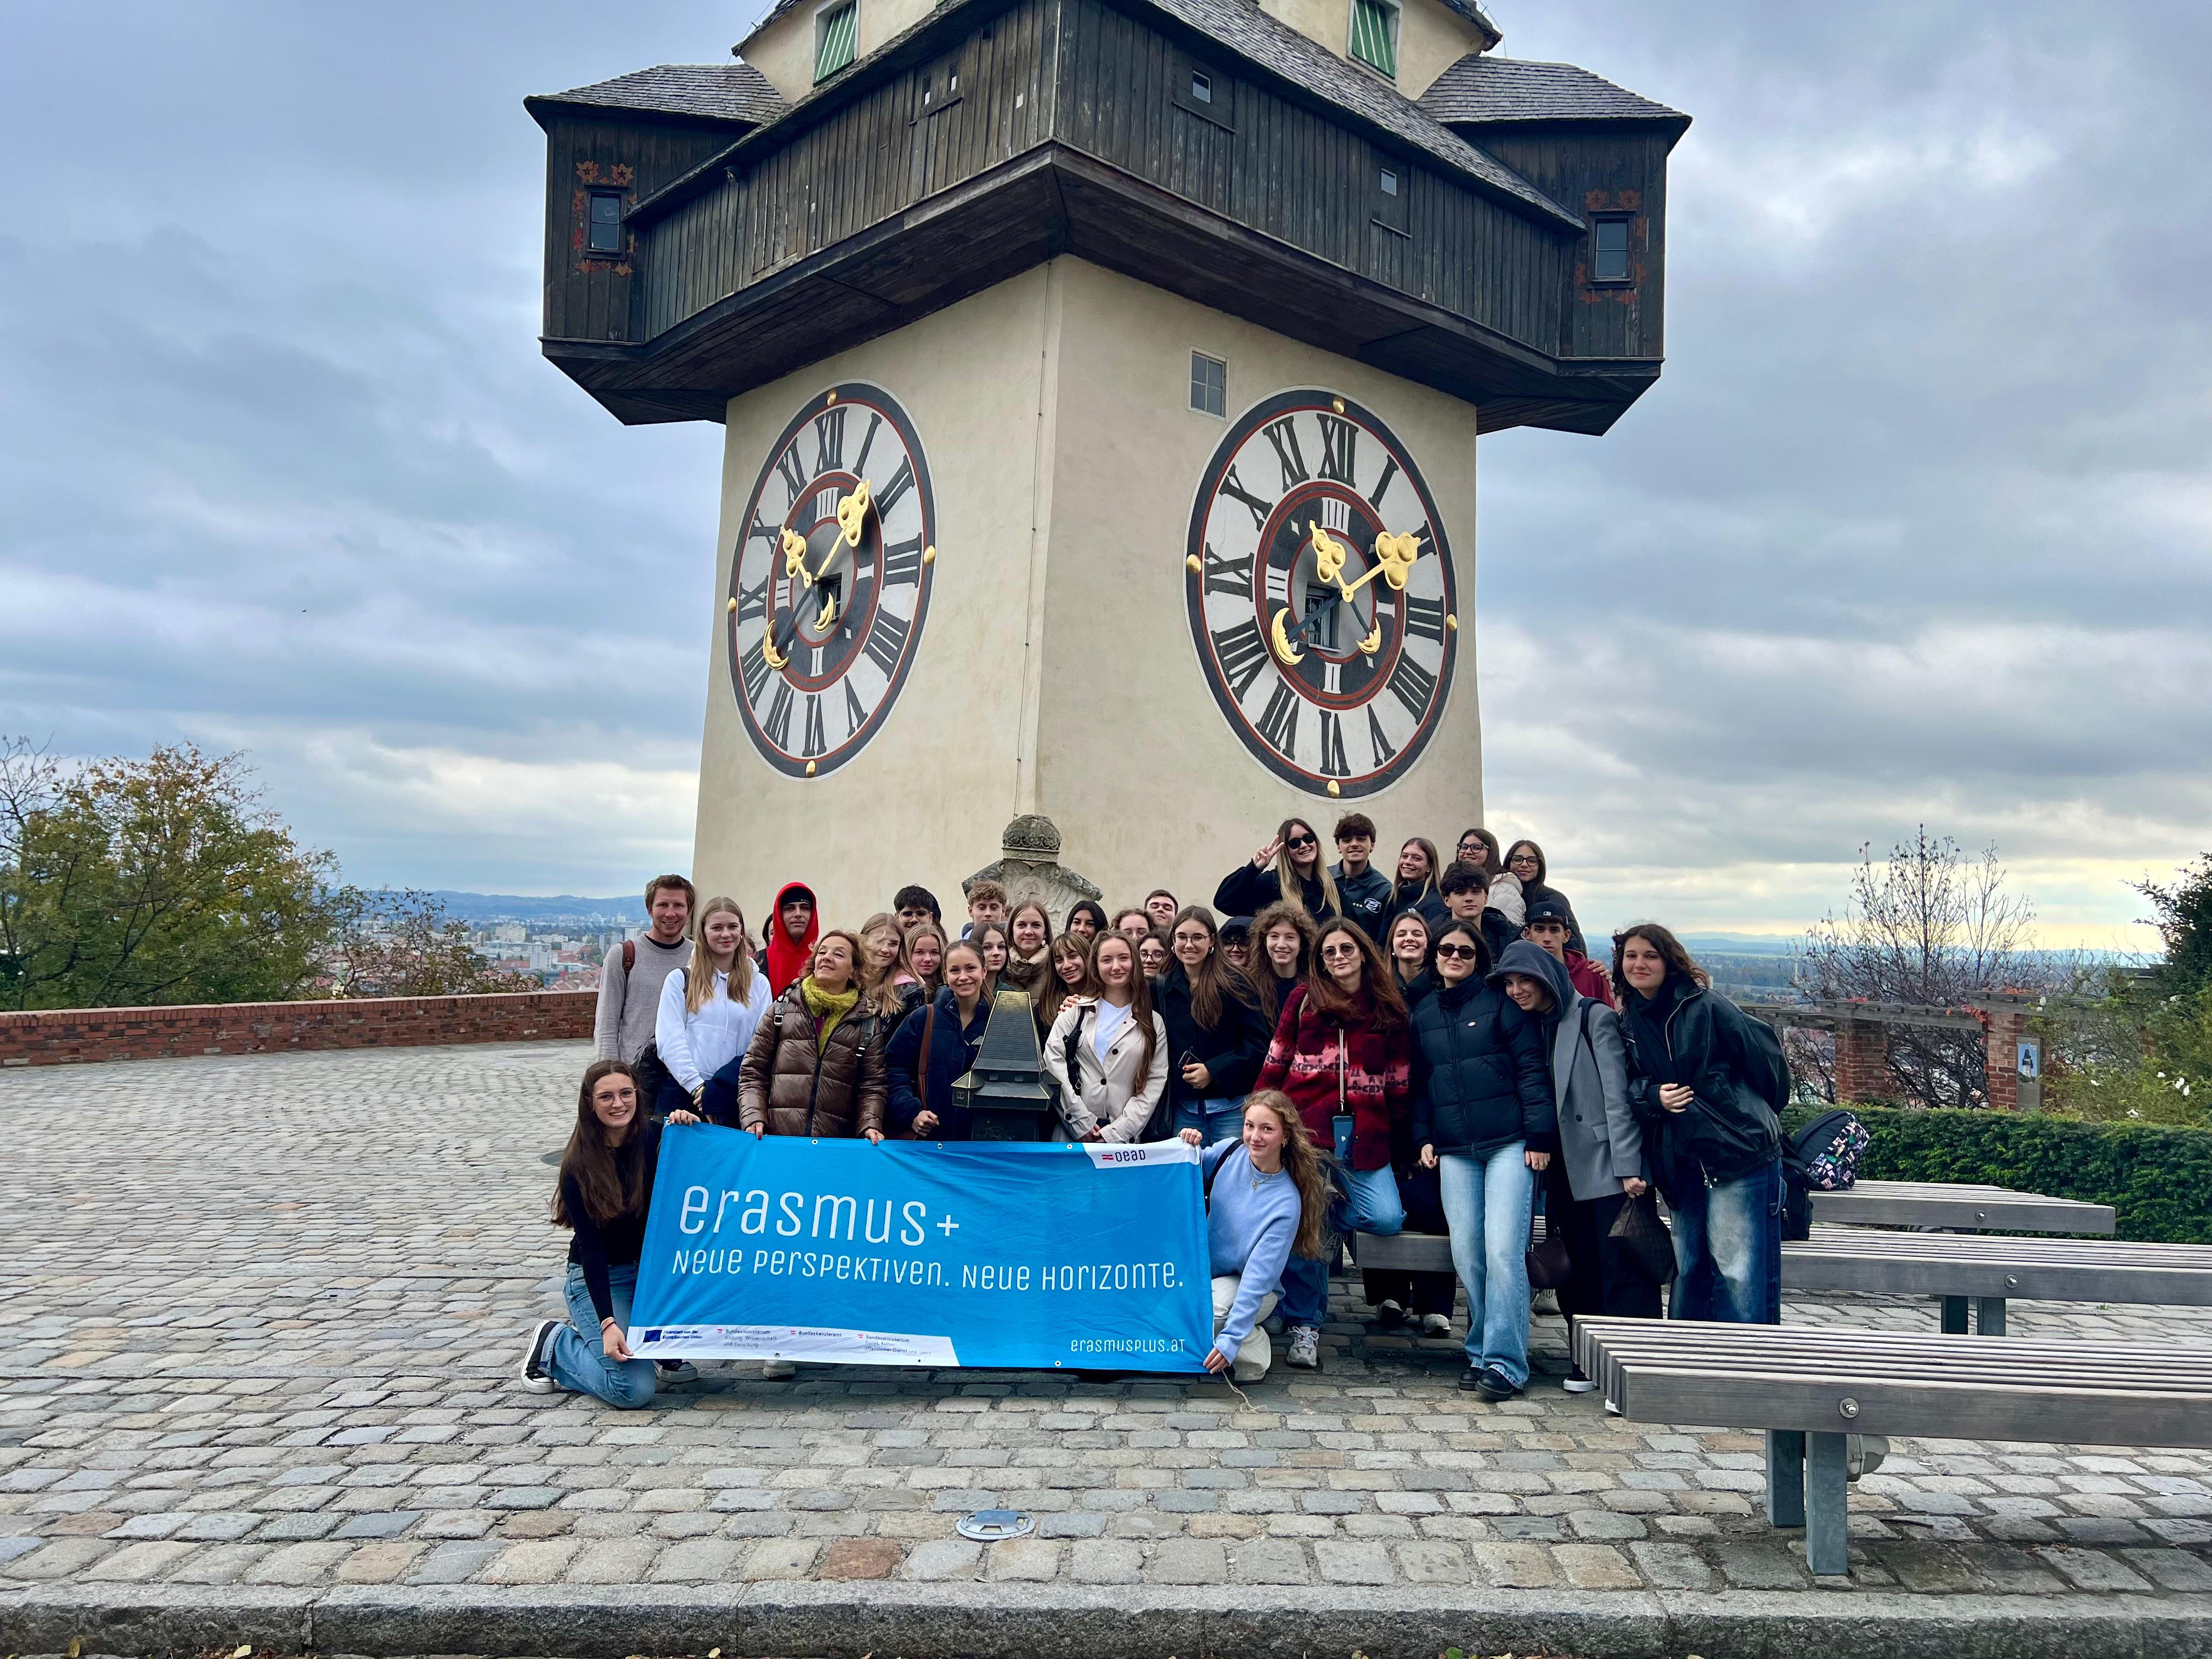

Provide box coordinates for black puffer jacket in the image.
[1215,862,1336,927]
[1154,962,1272,1113]
[1409,976,1556,1160]
[1617,975,1787,1199]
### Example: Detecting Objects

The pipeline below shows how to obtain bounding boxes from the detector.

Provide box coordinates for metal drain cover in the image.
[955,1509,1034,1542]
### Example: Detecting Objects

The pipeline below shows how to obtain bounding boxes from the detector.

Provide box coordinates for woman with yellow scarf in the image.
[733,930,888,1142]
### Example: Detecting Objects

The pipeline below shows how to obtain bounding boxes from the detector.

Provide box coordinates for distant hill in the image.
[428,891,645,926]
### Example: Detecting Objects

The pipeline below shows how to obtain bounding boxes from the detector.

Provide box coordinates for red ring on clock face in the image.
[1184,388,1457,799]
[727,385,935,778]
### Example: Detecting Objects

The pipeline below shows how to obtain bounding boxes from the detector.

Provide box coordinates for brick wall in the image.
[0,990,596,1068]
[1832,1017,1890,1102]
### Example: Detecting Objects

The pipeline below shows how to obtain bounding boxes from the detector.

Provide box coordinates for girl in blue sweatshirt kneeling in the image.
[1178,1090,1329,1382]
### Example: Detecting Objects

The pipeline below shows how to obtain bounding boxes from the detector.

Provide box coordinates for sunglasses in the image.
[1435,942,1482,961]
[1285,835,1317,849]
[1320,943,1360,958]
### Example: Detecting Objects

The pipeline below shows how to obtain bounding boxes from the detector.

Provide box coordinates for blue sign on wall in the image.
[627,1127,1212,1373]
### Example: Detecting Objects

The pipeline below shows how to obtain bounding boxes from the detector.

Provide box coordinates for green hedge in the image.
[1782,1104,2212,1244]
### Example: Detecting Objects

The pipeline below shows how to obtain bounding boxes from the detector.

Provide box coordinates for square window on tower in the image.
[1593,216,1633,282]
[1191,70,1213,105]
[815,1,859,83]
[585,190,623,255]
[1190,352,1227,417]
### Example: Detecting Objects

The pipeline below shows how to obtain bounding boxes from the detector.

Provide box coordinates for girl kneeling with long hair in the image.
[1177,1091,1329,1382]
[520,1060,699,1407]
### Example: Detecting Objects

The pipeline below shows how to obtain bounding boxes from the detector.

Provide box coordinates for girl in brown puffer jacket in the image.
[733,930,888,1141]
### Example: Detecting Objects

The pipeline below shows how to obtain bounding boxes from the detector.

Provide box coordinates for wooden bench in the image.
[1573,1317,2212,1573]
[1353,1222,2212,1336]
[1787,1223,2212,1334]
[1810,1178,2114,1234]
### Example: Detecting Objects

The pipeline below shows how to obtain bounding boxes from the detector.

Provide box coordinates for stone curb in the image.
[5,1582,2212,1658]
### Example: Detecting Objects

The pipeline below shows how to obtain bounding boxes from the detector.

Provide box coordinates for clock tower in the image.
[528,0,1686,922]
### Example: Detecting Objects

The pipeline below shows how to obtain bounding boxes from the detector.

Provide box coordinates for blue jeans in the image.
[1437,1144,1534,1385]
[545,1262,658,1409]
[1279,1164,1406,1328]
[1172,1097,1248,1144]
[1667,1160,1783,1324]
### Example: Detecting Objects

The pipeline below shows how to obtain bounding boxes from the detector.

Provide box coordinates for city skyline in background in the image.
[1,2,2204,952]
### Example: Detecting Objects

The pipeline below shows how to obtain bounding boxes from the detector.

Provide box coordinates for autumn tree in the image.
[1,737,346,1009]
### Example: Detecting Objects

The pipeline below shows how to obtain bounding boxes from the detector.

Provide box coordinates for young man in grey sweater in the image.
[592,876,696,1062]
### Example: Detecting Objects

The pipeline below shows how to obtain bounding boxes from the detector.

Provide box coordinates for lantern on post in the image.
[951,990,1054,1140]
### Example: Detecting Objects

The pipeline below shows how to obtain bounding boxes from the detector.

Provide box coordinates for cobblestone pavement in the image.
[4,1043,2210,1606]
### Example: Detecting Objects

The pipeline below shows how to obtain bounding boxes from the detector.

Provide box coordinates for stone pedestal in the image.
[962,815,1102,933]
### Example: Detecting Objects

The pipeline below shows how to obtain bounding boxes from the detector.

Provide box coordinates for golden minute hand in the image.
[836,478,872,549]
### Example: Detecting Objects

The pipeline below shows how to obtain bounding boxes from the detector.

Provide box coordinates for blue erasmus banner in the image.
[626,1126,1212,1373]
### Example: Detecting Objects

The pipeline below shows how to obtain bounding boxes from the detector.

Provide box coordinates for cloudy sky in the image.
[1,2,2203,945]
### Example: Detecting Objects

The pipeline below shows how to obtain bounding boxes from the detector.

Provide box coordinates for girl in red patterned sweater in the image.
[1254,919,1413,1368]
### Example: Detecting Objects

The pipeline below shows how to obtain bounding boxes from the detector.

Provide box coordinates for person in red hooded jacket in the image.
[764,882,820,997]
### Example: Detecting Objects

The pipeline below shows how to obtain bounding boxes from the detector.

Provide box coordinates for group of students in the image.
[529,812,1791,1408]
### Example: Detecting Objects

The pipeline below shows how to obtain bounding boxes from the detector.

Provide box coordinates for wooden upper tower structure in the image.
[527,0,1688,919]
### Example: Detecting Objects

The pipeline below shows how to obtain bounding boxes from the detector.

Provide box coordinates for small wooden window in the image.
[1349,0,1398,81]
[1190,352,1227,417]
[815,1,858,83]
[585,190,624,255]
[1372,163,1409,235]
[1593,215,1633,282]
[1171,49,1234,129]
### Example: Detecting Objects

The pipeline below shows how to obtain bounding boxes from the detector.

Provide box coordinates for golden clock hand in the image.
[836,478,872,549]
[780,526,811,583]
[1309,521,1348,587]
[1336,529,1426,600]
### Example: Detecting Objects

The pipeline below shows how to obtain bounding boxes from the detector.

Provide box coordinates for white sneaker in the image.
[761,1358,798,1380]
[1563,1367,1599,1394]
[1285,1326,1321,1369]
[518,1320,558,1393]
[1419,1313,1453,1338]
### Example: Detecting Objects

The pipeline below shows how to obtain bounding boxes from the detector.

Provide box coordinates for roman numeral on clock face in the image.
[1317,415,1357,486]
[864,608,910,678]
[844,680,867,738]
[883,536,924,586]
[813,407,845,475]
[802,693,826,758]
[1256,678,1300,757]
[1404,594,1447,645]
[1387,653,1438,721]
[1201,543,1251,601]
[1262,418,1310,492]
[1211,619,1269,701]
[1318,710,1349,777]
[776,447,808,508]
[875,457,916,520]
[1217,465,1273,534]
[763,681,795,748]
[735,578,768,623]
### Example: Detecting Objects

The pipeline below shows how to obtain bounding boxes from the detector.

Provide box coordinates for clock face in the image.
[1184,390,1458,798]
[727,383,935,777]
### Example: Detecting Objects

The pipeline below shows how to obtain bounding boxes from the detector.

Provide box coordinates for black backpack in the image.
[1779,1108,1867,1241]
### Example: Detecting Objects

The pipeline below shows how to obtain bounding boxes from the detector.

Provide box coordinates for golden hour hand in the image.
[780,526,811,582]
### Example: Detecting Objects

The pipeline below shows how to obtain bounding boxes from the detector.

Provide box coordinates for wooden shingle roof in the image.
[528,63,789,128]
[1419,55,1688,129]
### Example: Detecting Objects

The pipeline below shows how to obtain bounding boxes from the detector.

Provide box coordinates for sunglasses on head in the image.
[1435,942,1481,960]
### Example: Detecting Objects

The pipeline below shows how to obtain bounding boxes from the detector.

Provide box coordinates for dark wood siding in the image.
[1478,129,1670,360]
[1052,0,1565,355]
[635,0,1062,340]
[540,114,744,344]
